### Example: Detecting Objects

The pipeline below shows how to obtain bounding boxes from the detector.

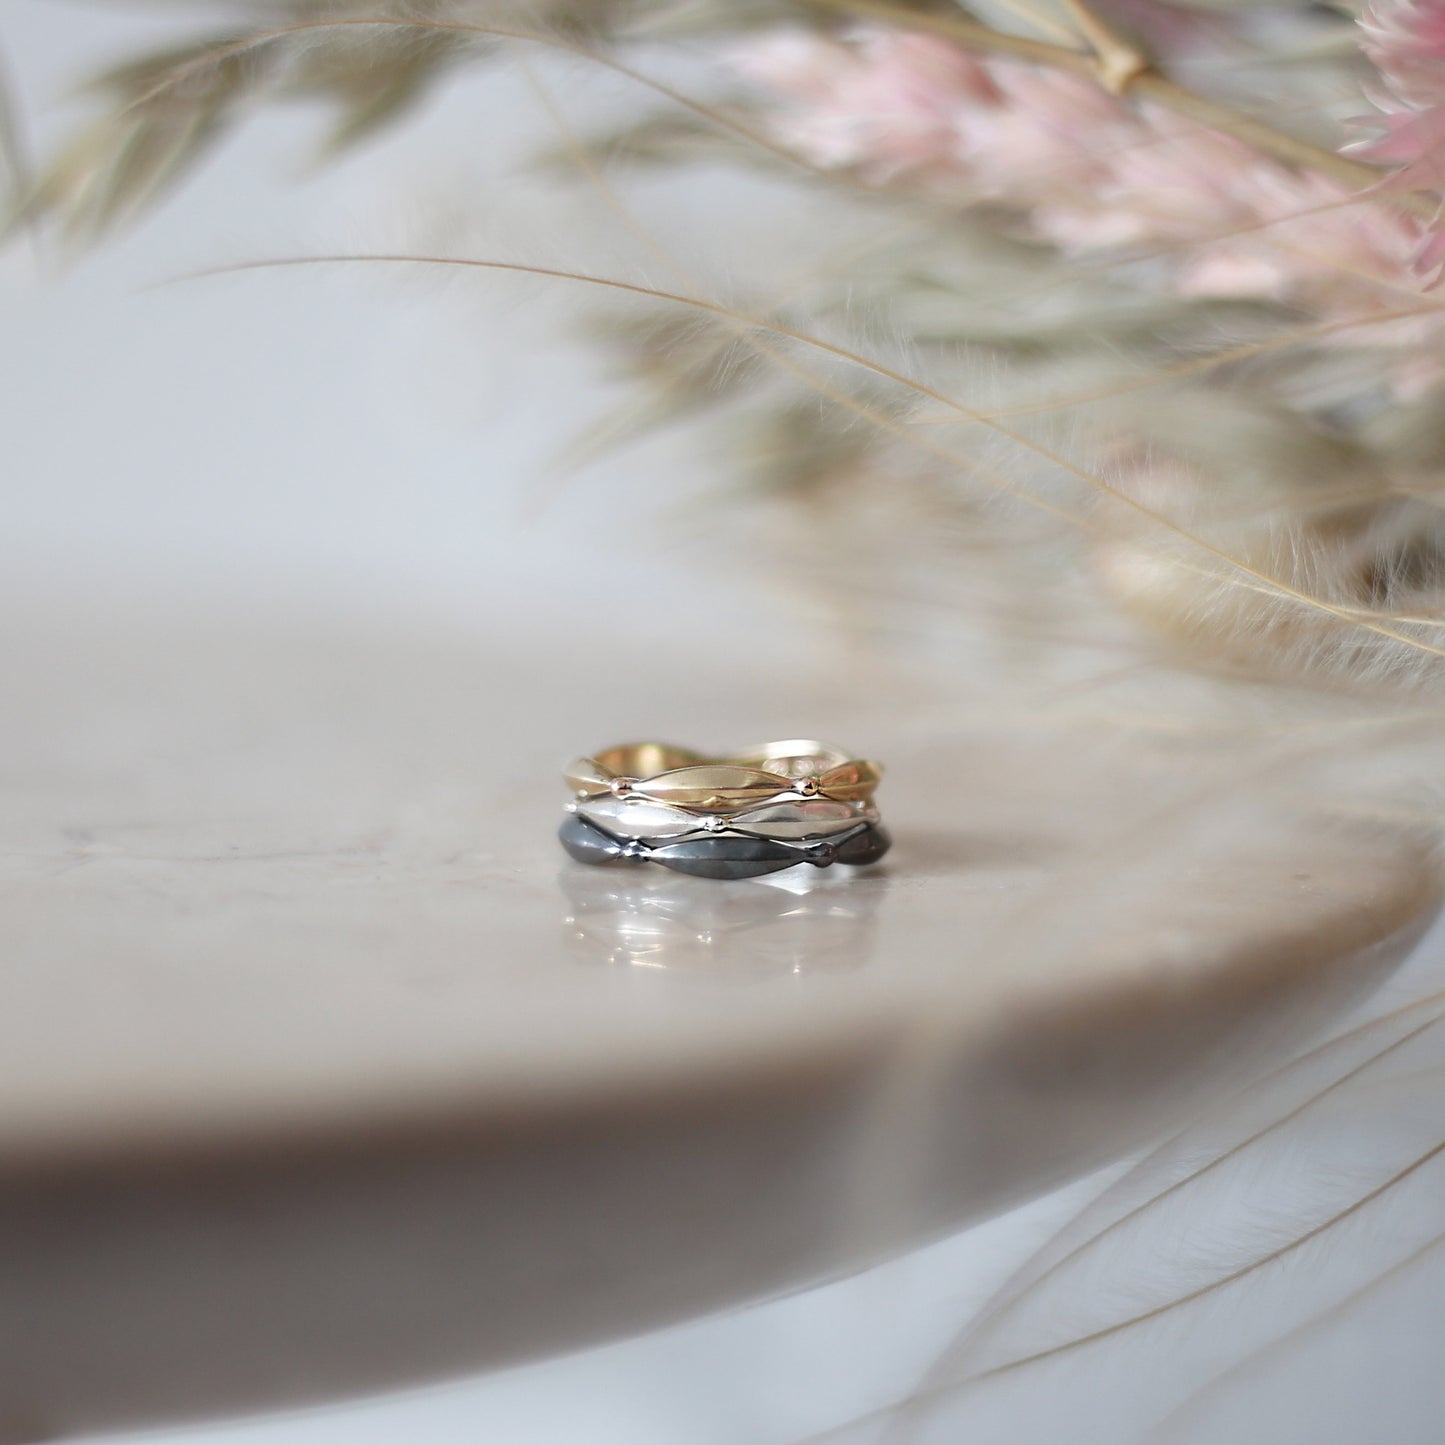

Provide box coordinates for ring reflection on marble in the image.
[559,741,890,880]
[559,864,885,973]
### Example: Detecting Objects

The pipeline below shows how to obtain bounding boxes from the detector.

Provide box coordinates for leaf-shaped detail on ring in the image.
[648,834,800,880]
[576,797,721,840]
[563,758,617,795]
[558,814,644,866]
[630,765,794,811]
[578,796,876,841]
[727,740,852,776]
[716,800,879,839]
[815,760,882,800]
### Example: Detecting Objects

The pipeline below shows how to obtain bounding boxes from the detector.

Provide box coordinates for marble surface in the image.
[0,599,1437,1442]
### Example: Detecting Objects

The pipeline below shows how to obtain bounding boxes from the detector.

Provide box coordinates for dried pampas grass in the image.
[10,2,1445,909]
[7,29,1445,898]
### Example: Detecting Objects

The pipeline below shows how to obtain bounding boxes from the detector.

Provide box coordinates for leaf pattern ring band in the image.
[558,740,891,881]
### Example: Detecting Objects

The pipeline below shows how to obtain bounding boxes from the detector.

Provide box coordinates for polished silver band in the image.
[572,794,879,841]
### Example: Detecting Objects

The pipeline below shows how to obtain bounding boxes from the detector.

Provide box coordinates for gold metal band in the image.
[564,740,883,813]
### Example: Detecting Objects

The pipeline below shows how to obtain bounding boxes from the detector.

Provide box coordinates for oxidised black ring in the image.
[558,812,891,881]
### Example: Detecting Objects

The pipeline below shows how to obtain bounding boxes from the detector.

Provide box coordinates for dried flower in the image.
[738,24,1442,392]
[733,30,1000,182]
[1355,1,1445,279]
[1360,0,1445,109]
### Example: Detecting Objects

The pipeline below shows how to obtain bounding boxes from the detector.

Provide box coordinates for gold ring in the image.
[564,739,882,813]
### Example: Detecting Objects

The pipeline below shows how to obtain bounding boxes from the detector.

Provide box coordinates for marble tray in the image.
[0,601,1436,1441]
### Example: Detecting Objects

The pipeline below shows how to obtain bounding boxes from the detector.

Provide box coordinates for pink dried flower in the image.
[1354,2,1445,276]
[1360,0,1445,108]
[735,30,998,181]
[739,24,1444,392]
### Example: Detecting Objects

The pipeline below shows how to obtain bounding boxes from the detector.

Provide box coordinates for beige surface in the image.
[0,600,1437,1440]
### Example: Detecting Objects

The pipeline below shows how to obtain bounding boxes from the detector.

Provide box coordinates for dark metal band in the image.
[558,812,892,880]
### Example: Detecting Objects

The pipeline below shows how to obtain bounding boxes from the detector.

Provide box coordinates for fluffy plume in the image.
[737,24,1442,392]
[797,963,1445,1444]
[9,1,1445,689]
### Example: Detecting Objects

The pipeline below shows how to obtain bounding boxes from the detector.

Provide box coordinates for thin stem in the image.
[918,1001,1445,1399]
[1056,0,1150,93]
[1149,1226,1445,1441]
[908,299,1445,423]
[983,0,1081,46]
[1131,69,1386,192]
[176,252,1445,663]
[969,1138,1445,1376]
[797,996,1445,1445]
[817,1135,1445,1445]
[103,6,1429,213]
[116,15,832,181]
[802,0,1100,71]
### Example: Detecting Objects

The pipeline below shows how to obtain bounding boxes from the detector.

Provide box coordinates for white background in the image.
[1,0,787,650]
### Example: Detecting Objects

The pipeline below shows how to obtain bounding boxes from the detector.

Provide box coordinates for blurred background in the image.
[6,4,1445,1442]
[2,2,790,656]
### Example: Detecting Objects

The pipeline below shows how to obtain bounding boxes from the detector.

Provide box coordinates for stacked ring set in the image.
[558,741,890,881]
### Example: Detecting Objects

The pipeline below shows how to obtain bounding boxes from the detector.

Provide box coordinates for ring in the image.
[564,740,881,812]
[559,740,890,880]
